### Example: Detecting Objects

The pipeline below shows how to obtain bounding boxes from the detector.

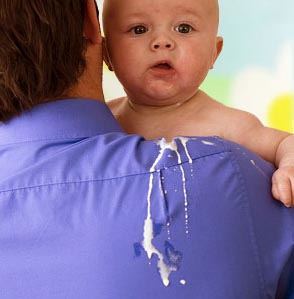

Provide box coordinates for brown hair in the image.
[0,0,86,122]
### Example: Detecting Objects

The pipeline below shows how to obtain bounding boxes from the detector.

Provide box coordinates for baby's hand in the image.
[272,166,294,207]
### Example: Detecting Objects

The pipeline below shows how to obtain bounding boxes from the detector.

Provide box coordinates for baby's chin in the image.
[134,85,199,107]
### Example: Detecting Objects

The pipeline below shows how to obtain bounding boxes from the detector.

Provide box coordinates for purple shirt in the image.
[0,99,293,298]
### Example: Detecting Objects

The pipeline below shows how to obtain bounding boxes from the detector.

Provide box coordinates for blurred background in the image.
[97,0,294,133]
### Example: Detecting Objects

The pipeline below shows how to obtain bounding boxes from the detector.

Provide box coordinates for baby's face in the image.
[103,0,222,106]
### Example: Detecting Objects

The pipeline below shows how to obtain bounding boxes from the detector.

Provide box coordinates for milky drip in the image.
[142,139,177,287]
[201,140,215,146]
[181,137,193,164]
[175,137,193,234]
[142,137,193,287]
[250,159,268,179]
[241,151,268,179]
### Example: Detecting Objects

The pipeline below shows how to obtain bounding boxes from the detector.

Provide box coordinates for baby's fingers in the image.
[272,182,280,201]
[272,172,293,207]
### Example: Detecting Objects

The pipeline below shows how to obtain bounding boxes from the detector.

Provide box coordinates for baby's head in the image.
[102,0,223,107]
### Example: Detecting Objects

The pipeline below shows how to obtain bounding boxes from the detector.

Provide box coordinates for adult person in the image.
[0,1,293,298]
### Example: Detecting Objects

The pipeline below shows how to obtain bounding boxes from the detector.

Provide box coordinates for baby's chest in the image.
[141,119,225,140]
[166,113,225,137]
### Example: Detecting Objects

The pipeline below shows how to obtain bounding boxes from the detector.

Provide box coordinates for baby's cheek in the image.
[112,55,139,80]
[179,63,207,88]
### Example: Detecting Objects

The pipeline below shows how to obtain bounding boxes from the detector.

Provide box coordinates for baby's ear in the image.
[210,36,223,69]
[102,38,114,71]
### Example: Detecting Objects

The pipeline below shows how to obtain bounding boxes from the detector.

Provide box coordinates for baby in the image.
[102,0,294,207]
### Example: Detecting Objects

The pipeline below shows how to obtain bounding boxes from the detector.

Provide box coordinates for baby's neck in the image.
[108,89,220,140]
[128,99,184,115]
[127,90,204,116]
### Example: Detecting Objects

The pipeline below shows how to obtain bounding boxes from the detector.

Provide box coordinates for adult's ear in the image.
[210,36,223,69]
[102,38,114,71]
[83,0,102,44]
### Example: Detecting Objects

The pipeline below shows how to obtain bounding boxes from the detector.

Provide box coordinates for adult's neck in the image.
[66,42,104,103]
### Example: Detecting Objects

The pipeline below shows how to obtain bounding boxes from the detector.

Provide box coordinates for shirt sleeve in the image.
[228,140,294,297]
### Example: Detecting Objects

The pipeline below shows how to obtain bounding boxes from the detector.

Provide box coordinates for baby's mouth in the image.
[149,61,176,77]
[153,63,172,70]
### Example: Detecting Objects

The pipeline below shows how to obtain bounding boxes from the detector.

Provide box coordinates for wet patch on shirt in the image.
[137,137,195,287]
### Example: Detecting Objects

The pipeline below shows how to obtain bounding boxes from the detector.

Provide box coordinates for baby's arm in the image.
[222,108,294,207]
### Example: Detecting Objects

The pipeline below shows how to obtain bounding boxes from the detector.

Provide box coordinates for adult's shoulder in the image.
[221,139,294,297]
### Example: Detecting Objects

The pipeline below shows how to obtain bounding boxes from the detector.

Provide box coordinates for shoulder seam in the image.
[0,150,231,194]
[0,171,150,194]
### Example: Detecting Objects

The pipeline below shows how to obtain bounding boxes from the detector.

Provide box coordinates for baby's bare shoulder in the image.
[216,104,290,162]
[193,92,263,137]
[195,92,258,128]
[192,92,236,124]
[218,105,262,134]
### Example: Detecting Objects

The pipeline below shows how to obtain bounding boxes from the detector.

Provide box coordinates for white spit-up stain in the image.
[166,221,171,240]
[174,137,194,235]
[201,140,215,146]
[160,176,171,240]
[250,159,268,179]
[244,154,268,180]
[142,138,178,287]
[142,138,193,287]
[180,136,194,176]
[180,137,193,164]
[159,173,165,198]
[180,279,187,285]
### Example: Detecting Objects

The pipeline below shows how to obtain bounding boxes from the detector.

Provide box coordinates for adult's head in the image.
[0,0,102,123]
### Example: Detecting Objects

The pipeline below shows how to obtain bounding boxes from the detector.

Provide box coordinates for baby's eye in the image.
[131,25,148,35]
[175,24,193,34]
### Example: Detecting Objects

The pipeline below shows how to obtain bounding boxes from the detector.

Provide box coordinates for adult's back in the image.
[0,99,293,298]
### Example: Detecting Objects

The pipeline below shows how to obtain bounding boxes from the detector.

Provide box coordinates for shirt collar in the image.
[0,98,123,145]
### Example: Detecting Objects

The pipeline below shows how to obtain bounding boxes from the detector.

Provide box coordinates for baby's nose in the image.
[150,37,175,51]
